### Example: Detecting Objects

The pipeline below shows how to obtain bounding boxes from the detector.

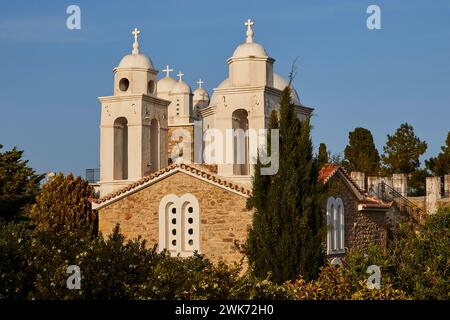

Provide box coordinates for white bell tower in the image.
[98,28,170,196]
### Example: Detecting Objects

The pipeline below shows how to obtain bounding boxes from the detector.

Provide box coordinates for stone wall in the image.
[355,171,450,214]
[99,171,252,266]
[324,175,387,256]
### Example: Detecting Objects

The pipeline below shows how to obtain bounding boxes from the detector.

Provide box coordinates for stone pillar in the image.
[393,173,408,197]
[367,176,380,197]
[444,175,450,198]
[350,172,365,191]
[426,177,441,214]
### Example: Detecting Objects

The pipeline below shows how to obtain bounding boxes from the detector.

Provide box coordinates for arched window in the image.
[327,197,345,254]
[159,194,200,257]
[232,109,249,175]
[113,117,128,180]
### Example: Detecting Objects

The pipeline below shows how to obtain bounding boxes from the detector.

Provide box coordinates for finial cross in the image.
[244,18,254,43]
[132,27,140,43]
[245,19,254,29]
[163,65,173,77]
[177,71,184,81]
[197,79,204,88]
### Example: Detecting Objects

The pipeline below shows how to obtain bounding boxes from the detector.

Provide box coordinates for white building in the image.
[97,20,313,196]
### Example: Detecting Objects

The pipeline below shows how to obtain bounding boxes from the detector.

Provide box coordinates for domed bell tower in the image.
[98,28,170,196]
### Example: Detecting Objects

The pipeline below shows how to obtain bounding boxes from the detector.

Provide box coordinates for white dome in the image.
[118,53,154,69]
[232,42,268,58]
[209,78,230,106]
[273,73,301,105]
[157,76,177,93]
[193,87,209,102]
[171,80,191,94]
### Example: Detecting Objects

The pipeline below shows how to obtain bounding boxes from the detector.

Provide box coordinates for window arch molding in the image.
[159,193,200,257]
[326,196,345,255]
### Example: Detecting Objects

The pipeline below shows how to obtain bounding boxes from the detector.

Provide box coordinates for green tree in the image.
[343,127,380,175]
[407,168,430,197]
[381,123,427,174]
[0,145,43,221]
[425,131,450,176]
[317,143,329,168]
[246,87,324,284]
[28,173,97,235]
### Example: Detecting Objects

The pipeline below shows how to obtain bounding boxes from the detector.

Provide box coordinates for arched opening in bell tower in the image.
[150,118,159,172]
[232,109,249,175]
[113,117,128,180]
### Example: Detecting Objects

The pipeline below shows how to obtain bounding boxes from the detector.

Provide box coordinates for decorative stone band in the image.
[90,163,252,210]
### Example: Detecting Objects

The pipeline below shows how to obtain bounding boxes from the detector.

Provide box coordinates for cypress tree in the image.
[343,127,380,175]
[246,87,324,284]
[317,143,329,168]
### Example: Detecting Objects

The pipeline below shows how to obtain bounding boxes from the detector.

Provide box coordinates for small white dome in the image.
[232,42,268,58]
[118,53,154,69]
[193,87,209,102]
[157,76,177,93]
[209,78,230,106]
[171,80,191,94]
[273,73,301,105]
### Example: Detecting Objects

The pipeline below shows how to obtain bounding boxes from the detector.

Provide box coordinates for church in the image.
[91,20,392,265]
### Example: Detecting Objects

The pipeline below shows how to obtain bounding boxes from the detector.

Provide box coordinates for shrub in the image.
[28,173,97,235]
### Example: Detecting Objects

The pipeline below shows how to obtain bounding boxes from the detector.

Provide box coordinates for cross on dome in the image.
[132,27,141,54]
[162,65,173,77]
[245,18,254,43]
[197,79,204,88]
[177,71,184,81]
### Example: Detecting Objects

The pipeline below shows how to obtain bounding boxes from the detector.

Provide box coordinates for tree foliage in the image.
[344,206,449,300]
[426,131,450,176]
[246,87,324,284]
[0,145,43,221]
[343,127,380,175]
[317,143,329,168]
[1,222,413,300]
[28,173,97,235]
[381,123,427,174]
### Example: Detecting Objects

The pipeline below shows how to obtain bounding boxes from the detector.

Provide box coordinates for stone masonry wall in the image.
[98,171,252,266]
[324,175,387,256]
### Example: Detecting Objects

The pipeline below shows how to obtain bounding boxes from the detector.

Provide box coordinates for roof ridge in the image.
[91,163,251,206]
[319,163,391,208]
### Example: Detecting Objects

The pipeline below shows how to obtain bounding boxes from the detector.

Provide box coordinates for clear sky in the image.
[0,0,449,177]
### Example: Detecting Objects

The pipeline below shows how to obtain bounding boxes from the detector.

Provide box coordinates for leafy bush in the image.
[28,173,97,235]
[1,210,446,300]
[286,265,409,300]
[341,206,449,300]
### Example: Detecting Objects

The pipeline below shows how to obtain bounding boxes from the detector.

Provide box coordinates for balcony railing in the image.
[85,168,100,184]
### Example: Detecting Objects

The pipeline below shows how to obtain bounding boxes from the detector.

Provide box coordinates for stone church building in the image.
[91,20,392,265]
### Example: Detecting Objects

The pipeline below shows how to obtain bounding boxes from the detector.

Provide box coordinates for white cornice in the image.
[98,94,171,106]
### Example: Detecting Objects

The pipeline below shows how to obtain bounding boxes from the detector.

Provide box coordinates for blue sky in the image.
[0,0,449,177]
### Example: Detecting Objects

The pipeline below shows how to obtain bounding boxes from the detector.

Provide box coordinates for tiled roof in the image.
[318,164,340,183]
[319,164,392,210]
[91,163,251,208]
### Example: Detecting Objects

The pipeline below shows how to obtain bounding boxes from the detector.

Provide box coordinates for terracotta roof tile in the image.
[318,163,392,210]
[91,163,251,206]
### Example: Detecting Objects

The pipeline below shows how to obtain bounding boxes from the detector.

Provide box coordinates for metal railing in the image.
[377,182,425,223]
[85,168,100,184]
